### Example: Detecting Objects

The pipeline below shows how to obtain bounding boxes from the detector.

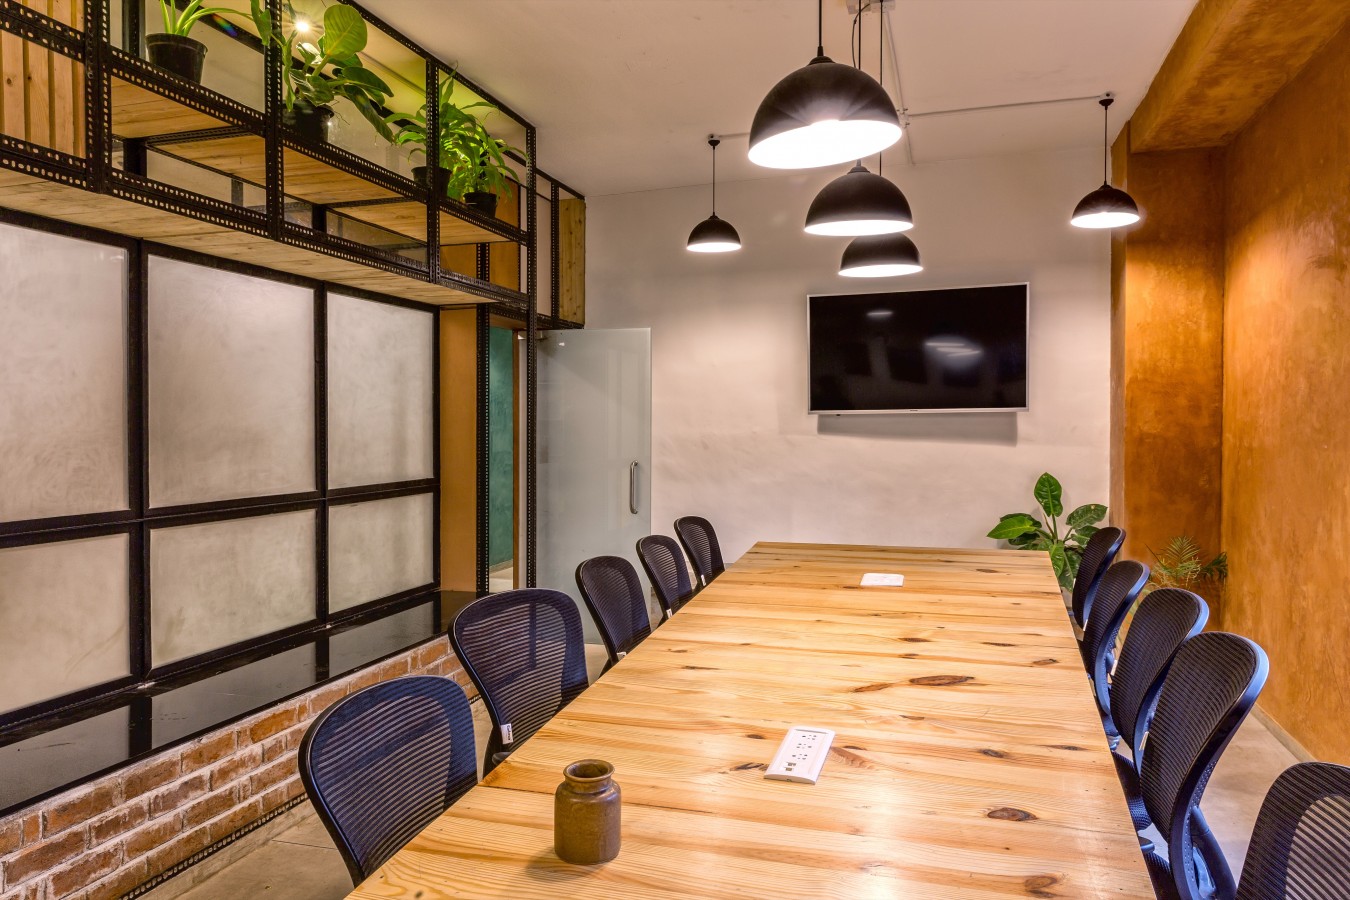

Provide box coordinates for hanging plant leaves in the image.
[320,4,367,61]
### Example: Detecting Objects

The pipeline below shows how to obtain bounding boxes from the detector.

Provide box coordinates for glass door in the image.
[535,328,652,642]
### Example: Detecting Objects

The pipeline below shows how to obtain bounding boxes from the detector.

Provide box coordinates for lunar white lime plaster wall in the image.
[584,148,1111,562]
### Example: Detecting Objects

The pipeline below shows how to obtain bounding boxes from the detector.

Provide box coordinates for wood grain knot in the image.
[1049,745,1086,752]
[683,665,716,670]
[899,637,931,643]
[982,641,1015,647]
[1030,658,1058,666]
[732,762,766,771]
[980,748,1007,759]
[851,682,899,693]
[988,807,1037,822]
[908,675,974,686]
[745,733,766,740]
[668,648,689,653]
[1024,873,1061,897]
[977,568,998,573]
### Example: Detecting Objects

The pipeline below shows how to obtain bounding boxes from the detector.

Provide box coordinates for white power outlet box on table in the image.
[764,726,835,784]
[861,572,905,587]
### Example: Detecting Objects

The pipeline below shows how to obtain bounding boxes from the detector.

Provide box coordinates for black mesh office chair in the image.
[1139,632,1269,900]
[298,676,478,884]
[674,516,725,586]
[1070,526,1126,631]
[451,589,588,774]
[1107,588,1208,829]
[1079,560,1149,707]
[637,535,696,617]
[1236,761,1350,899]
[576,555,653,669]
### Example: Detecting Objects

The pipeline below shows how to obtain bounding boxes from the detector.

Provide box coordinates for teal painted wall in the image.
[488,327,514,567]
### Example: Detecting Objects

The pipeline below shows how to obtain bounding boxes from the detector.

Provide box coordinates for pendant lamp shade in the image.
[1071,95,1140,229]
[839,232,922,278]
[687,136,741,253]
[687,214,742,253]
[805,165,912,236]
[1070,183,1140,229]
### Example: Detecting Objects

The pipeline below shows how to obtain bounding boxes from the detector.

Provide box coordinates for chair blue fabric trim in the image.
[1079,560,1150,715]
[576,555,653,668]
[298,676,478,885]
[1071,526,1125,630]
[451,589,588,775]
[637,534,696,616]
[674,516,725,587]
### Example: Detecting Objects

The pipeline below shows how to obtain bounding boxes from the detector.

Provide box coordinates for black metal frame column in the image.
[523,127,538,587]
[475,303,490,595]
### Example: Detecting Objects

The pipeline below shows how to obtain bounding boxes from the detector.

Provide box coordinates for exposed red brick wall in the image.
[0,637,469,900]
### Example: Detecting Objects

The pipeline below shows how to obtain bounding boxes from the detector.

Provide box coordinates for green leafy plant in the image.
[249,1,393,140]
[987,472,1107,590]
[156,0,243,37]
[1146,535,1227,594]
[386,76,526,201]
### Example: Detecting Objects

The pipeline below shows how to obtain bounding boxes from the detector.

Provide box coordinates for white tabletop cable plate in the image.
[861,572,905,587]
[764,726,835,784]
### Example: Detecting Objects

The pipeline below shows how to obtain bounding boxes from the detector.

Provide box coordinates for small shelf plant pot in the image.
[411,164,449,193]
[464,191,498,218]
[145,34,207,83]
[282,104,335,144]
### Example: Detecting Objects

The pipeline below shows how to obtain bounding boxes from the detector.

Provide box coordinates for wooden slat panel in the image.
[348,543,1152,899]
[47,0,74,154]
[336,199,511,246]
[110,78,228,139]
[22,3,52,147]
[558,197,585,324]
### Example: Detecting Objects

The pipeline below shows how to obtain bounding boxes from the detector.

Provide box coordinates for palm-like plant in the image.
[386,76,525,202]
[1147,535,1227,593]
[249,1,393,140]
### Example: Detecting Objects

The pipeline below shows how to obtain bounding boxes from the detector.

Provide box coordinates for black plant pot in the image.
[411,165,449,192]
[464,191,498,217]
[145,34,207,83]
[282,104,335,144]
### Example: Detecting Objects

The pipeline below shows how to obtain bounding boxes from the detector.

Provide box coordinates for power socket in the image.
[764,726,835,784]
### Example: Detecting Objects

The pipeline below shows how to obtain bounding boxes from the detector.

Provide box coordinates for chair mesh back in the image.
[576,555,652,663]
[451,589,588,767]
[1109,588,1208,755]
[1080,560,1149,694]
[1071,526,1125,629]
[674,516,725,585]
[637,535,695,615]
[298,676,477,884]
[1237,762,1350,900]
[1141,632,1268,896]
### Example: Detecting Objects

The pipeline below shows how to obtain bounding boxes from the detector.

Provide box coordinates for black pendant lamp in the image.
[748,0,901,170]
[1071,96,1140,229]
[806,5,912,236]
[839,232,922,278]
[687,137,741,253]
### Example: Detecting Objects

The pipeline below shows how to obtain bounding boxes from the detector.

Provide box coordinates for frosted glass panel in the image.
[0,534,130,713]
[0,222,128,522]
[328,492,434,612]
[148,257,315,507]
[151,510,316,665]
[328,293,433,488]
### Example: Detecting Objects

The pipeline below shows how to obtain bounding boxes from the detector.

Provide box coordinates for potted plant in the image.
[987,472,1107,590]
[250,1,394,145]
[386,76,525,217]
[1145,535,1227,595]
[146,0,247,83]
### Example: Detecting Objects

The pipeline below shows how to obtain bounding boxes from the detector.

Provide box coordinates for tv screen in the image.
[808,284,1029,414]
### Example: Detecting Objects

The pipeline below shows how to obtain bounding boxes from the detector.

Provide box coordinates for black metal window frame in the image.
[0,206,442,731]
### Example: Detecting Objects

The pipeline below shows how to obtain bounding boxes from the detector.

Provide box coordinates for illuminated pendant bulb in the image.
[1071,95,1141,229]
[687,137,741,253]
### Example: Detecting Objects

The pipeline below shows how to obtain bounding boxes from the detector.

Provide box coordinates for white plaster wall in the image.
[585,148,1111,563]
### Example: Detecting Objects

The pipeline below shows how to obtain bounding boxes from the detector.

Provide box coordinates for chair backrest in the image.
[1237,761,1350,900]
[1108,588,1208,755]
[1071,526,1125,629]
[674,516,725,586]
[1080,560,1149,705]
[1141,632,1268,900]
[451,589,588,772]
[637,535,696,616]
[576,555,653,666]
[298,676,477,884]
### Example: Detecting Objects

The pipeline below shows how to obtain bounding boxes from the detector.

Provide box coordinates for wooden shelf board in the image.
[158,135,399,206]
[110,78,231,139]
[335,200,512,246]
[0,173,491,306]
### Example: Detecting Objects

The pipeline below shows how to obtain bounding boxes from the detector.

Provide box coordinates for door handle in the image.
[629,461,639,515]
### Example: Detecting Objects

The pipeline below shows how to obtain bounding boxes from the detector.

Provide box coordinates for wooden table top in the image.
[347,543,1152,899]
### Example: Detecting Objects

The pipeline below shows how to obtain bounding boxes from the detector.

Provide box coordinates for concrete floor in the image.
[156,701,1297,900]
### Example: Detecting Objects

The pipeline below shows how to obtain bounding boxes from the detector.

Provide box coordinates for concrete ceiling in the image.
[365,0,1196,197]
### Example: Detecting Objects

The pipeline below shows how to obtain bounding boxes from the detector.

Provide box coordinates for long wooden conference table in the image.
[348,543,1153,898]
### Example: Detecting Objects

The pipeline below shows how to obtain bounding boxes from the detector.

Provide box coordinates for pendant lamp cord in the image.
[709,137,719,214]
[817,0,824,57]
[878,4,885,176]
[1101,96,1112,185]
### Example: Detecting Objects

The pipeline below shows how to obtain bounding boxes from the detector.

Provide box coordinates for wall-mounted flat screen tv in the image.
[808,283,1029,414]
